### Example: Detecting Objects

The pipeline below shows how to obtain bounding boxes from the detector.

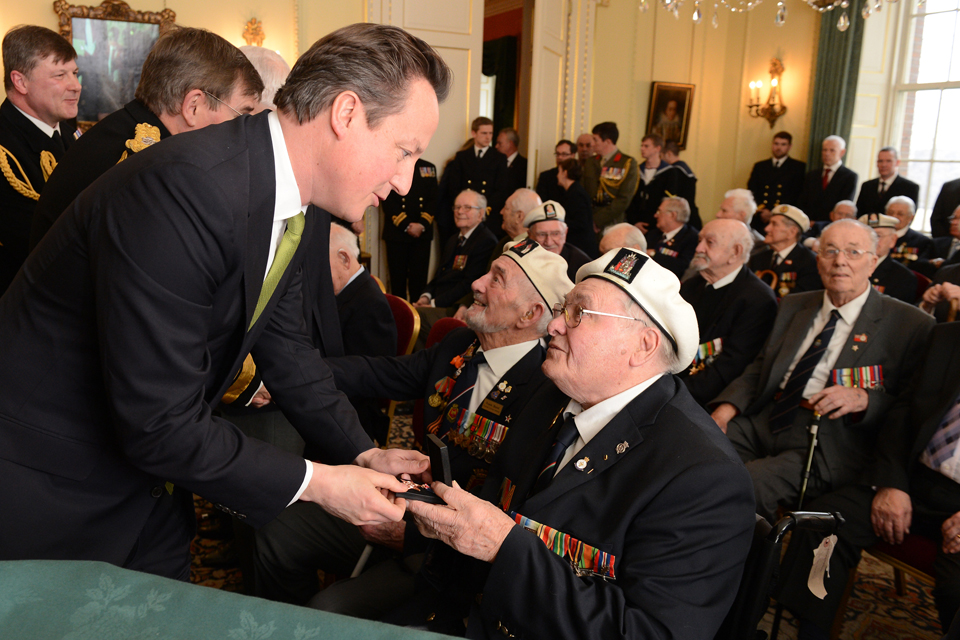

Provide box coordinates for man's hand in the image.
[250,385,272,408]
[943,511,960,554]
[413,295,432,308]
[407,482,516,563]
[359,520,406,552]
[355,447,429,479]
[808,386,868,419]
[711,403,739,434]
[300,462,409,526]
[921,283,960,313]
[406,223,425,238]
[871,487,912,545]
[634,222,649,235]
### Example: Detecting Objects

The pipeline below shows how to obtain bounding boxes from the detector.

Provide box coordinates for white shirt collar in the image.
[13,104,60,138]
[821,284,871,327]
[772,156,784,168]
[340,265,365,292]
[268,111,307,222]
[459,224,478,242]
[824,160,843,173]
[777,242,798,261]
[895,226,909,239]
[711,264,742,289]
[662,226,682,242]
[506,151,518,166]
[475,144,488,156]
[479,338,542,382]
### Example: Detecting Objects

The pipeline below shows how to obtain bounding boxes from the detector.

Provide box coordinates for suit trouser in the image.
[124,487,195,581]
[385,239,431,302]
[253,500,404,610]
[726,404,834,522]
[776,465,960,631]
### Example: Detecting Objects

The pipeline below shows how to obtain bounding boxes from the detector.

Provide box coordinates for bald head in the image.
[690,218,753,283]
[600,223,647,253]
[328,223,361,295]
[501,188,542,239]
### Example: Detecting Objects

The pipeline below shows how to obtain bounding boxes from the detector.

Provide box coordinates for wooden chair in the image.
[371,274,387,294]
[915,271,932,304]
[383,295,420,429]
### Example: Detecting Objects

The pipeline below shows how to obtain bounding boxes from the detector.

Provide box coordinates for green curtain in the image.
[806,8,866,170]
[482,36,518,131]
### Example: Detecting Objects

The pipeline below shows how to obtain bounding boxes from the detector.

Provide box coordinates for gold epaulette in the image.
[392,212,408,226]
[40,150,57,181]
[422,212,435,224]
[0,144,40,200]
[222,354,257,404]
[118,122,162,165]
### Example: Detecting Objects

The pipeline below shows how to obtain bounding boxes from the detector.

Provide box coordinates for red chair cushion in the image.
[871,533,938,577]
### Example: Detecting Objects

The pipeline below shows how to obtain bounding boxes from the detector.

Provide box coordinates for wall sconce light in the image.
[243,18,265,47]
[747,58,787,128]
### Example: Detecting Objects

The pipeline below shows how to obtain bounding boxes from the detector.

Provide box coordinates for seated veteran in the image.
[715,188,765,254]
[920,260,960,323]
[598,222,647,253]
[859,212,918,304]
[776,322,960,638]
[254,239,573,614]
[403,247,755,640]
[803,200,858,252]
[748,204,822,298]
[414,189,498,343]
[712,219,934,521]
[646,196,698,279]
[524,200,591,282]
[886,195,936,275]
[679,219,777,406]
[30,27,263,248]
[929,205,960,272]
[490,188,541,265]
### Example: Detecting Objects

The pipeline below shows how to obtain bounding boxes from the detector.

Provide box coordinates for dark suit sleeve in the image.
[479,455,755,640]
[325,347,440,401]
[91,161,308,525]
[836,168,858,202]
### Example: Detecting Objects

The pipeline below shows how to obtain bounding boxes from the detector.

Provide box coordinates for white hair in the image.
[240,46,291,108]
[824,135,846,150]
[723,188,758,224]
[329,222,361,260]
[885,195,916,216]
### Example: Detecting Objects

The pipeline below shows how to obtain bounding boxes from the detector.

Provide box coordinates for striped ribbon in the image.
[693,338,723,365]
[509,512,617,580]
[447,407,509,458]
[831,365,883,390]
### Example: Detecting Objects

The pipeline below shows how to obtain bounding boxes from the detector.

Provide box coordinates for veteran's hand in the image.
[942,512,960,554]
[355,447,429,480]
[407,482,516,563]
[414,295,432,308]
[808,385,868,419]
[300,462,408,526]
[711,403,739,434]
[407,223,425,238]
[359,520,406,552]
[871,487,912,545]
[250,385,272,408]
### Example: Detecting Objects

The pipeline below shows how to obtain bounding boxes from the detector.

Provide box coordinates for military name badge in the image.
[481,398,503,416]
[453,254,468,271]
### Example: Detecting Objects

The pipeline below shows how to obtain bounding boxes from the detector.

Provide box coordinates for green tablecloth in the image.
[0,560,455,639]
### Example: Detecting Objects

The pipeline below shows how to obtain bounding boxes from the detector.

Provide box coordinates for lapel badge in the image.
[616,441,629,455]
[853,333,868,342]
[852,345,859,351]
[505,415,512,423]
[428,393,443,408]
[447,404,459,422]
[574,457,589,471]
[490,389,500,400]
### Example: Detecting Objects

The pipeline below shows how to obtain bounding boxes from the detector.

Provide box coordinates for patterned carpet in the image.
[190,408,944,638]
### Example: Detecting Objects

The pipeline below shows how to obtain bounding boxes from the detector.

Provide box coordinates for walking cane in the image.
[797,411,822,511]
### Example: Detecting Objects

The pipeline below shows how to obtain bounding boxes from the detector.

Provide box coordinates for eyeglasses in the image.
[552,302,647,329]
[530,230,564,241]
[819,248,876,261]
[201,90,244,119]
[453,204,483,212]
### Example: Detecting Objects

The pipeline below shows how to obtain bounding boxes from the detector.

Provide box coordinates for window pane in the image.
[918,0,959,15]
[952,13,960,80]
[902,161,932,228]
[914,15,957,83]
[935,89,960,160]
[901,90,941,161]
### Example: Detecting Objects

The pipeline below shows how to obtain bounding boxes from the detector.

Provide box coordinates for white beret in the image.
[523,200,565,228]
[501,238,574,309]
[770,204,811,233]
[575,248,699,373]
[858,213,898,229]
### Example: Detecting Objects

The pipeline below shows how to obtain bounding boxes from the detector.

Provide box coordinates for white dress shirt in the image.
[13,104,61,138]
[470,339,543,414]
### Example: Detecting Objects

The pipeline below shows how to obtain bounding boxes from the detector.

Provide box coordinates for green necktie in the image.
[249,212,305,330]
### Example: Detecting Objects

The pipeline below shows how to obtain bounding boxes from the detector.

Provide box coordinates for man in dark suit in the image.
[680,219,777,406]
[329,223,397,442]
[0,26,80,293]
[495,127,527,197]
[254,240,573,612]
[524,200,591,282]
[381,157,437,300]
[30,27,264,250]
[856,147,920,215]
[405,248,756,639]
[797,135,858,222]
[625,133,681,236]
[712,219,934,521]
[859,212,918,304]
[646,195,698,279]
[439,117,507,240]
[535,138,575,204]
[0,24,450,579]
[887,195,937,274]
[776,322,960,637]
[747,131,806,234]
[932,177,960,238]
[931,206,960,267]
[921,260,960,323]
[748,204,822,297]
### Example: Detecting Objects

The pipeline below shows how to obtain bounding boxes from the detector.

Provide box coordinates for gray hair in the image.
[329,222,361,260]
[274,23,452,127]
[723,188,758,224]
[661,197,690,224]
[824,135,846,150]
[602,223,647,251]
[458,189,487,218]
[885,195,916,216]
[879,146,899,160]
[240,46,291,108]
[831,200,858,218]
[728,220,755,263]
[821,219,879,253]
[498,127,520,147]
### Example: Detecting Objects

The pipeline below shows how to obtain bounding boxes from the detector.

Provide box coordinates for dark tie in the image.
[769,310,842,433]
[249,212,305,330]
[477,148,485,158]
[531,416,580,495]
[879,181,887,195]
[925,390,960,468]
[51,130,64,154]
[822,169,831,190]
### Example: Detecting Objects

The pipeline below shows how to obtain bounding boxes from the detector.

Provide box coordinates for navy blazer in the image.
[855,174,919,216]
[797,165,858,222]
[0,113,372,565]
[424,225,498,307]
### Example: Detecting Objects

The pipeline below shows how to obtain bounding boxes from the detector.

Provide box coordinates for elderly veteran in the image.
[646,196,698,279]
[717,188,766,252]
[254,239,573,615]
[859,212,918,304]
[524,200,591,282]
[599,222,647,253]
[748,204,822,297]
[679,218,778,406]
[887,195,936,274]
[403,248,755,640]
[712,219,934,521]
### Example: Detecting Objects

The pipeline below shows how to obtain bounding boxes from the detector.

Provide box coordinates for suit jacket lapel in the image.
[833,288,883,371]
[766,296,821,394]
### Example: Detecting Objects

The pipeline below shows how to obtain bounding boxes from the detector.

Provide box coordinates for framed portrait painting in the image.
[54,0,176,127]
[646,82,694,150]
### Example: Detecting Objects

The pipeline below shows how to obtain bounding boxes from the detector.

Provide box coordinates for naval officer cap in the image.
[575,248,699,373]
[858,213,898,229]
[501,238,574,309]
[522,200,565,229]
[770,204,811,233]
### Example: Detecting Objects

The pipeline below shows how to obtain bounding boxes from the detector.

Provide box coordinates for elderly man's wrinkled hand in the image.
[406,481,516,563]
[808,385,868,419]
